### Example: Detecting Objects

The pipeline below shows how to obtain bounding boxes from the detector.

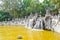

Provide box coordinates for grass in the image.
[0,25,60,40]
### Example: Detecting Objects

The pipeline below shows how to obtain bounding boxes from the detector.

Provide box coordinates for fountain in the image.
[24,12,44,30]
[25,13,34,29]
[58,9,60,21]
[45,10,52,30]
[33,15,43,30]
[53,9,60,33]
[28,14,35,29]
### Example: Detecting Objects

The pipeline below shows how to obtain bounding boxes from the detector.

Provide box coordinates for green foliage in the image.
[1,0,58,18]
[0,10,12,21]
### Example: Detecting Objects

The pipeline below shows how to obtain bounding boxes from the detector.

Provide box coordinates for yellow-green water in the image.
[0,26,60,40]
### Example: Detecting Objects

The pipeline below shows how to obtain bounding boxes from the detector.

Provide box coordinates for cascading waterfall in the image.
[33,15,43,30]
[0,9,60,33]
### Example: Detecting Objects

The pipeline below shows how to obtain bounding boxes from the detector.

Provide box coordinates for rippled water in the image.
[0,26,60,40]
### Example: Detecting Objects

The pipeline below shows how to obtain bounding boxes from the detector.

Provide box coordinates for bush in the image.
[0,10,12,21]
